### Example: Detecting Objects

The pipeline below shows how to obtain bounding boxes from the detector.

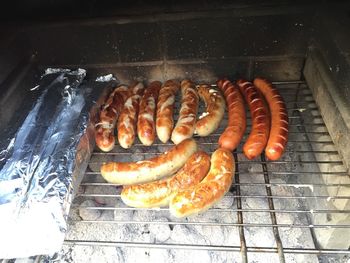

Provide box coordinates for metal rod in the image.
[77,193,350,200]
[69,220,350,228]
[261,154,285,263]
[81,182,350,187]
[88,159,343,165]
[233,151,248,263]
[73,206,350,214]
[62,241,350,255]
[84,171,348,176]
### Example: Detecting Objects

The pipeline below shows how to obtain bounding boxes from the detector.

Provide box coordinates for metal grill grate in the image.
[64,80,350,262]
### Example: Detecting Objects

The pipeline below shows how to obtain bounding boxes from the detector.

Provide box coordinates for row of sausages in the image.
[95,77,288,160]
[95,79,221,151]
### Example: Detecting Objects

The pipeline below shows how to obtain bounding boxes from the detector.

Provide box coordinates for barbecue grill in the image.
[0,1,349,262]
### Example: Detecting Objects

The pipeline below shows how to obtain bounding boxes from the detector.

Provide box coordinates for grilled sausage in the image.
[117,82,144,149]
[121,151,210,208]
[171,80,199,144]
[253,77,288,160]
[95,85,129,152]
[137,81,162,146]
[217,79,246,151]
[169,148,235,218]
[156,80,180,143]
[195,84,225,137]
[237,79,270,159]
[100,138,198,185]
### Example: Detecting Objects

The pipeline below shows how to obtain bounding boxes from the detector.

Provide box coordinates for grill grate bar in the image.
[76,193,350,200]
[88,160,343,165]
[72,206,350,214]
[84,171,348,176]
[233,151,248,263]
[92,150,338,156]
[261,154,285,262]
[69,220,350,228]
[62,240,350,255]
[81,182,350,187]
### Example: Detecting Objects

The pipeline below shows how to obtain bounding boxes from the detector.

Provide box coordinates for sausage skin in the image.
[195,84,225,137]
[171,79,199,144]
[100,138,198,185]
[253,77,288,160]
[169,148,235,218]
[121,151,210,208]
[237,79,270,159]
[217,79,246,151]
[137,81,162,146]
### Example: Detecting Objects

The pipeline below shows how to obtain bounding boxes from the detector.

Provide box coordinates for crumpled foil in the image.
[0,69,114,259]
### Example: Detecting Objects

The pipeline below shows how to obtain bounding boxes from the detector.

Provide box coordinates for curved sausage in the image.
[195,84,225,137]
[121,151,210,208]
[171,79,199,144]
[100,138,198,185]
[217,79,246,151]
[253,77,288,160]
[117,82,144,149]
[237,79,270,159]
[156,80,180,143]
[169,148,235,218]
[137,81,162,146]
[95,85,129,152]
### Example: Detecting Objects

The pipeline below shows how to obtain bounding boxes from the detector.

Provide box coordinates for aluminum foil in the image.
[0,69,114,259]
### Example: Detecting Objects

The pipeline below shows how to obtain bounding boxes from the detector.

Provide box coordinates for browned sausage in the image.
[100,138,198,185]
[217,79,246,151]
[117,82,144,149]
[95,85,129,152]
[195,84,225,137]
[253,77,288,160]
[171,79,199,144]
[121,151,210,208]
[237,79,270,159]
[156,80,180,143]
[169,148,235,218]
[137,81,162,146]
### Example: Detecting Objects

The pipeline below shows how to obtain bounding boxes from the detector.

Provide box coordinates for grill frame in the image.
[63,80,350,262]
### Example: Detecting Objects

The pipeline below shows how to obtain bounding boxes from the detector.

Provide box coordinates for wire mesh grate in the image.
[63,81,350,262]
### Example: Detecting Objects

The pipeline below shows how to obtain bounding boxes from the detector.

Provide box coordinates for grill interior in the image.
[57,80,350,262]
[1,2,350,262]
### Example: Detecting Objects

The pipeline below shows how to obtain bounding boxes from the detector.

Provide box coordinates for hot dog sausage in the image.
[217,79,246,151]
[169,148,235,218]
[171,79,199,144]
[156,80,180,143]
[100,138,198,185]
[137,81,162,146]
[121,151,210,208]
[195,84,225,137]
[253,77,288,160]
[117,82,144,149]
[95,85,129,152]
[237,79,270,159]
